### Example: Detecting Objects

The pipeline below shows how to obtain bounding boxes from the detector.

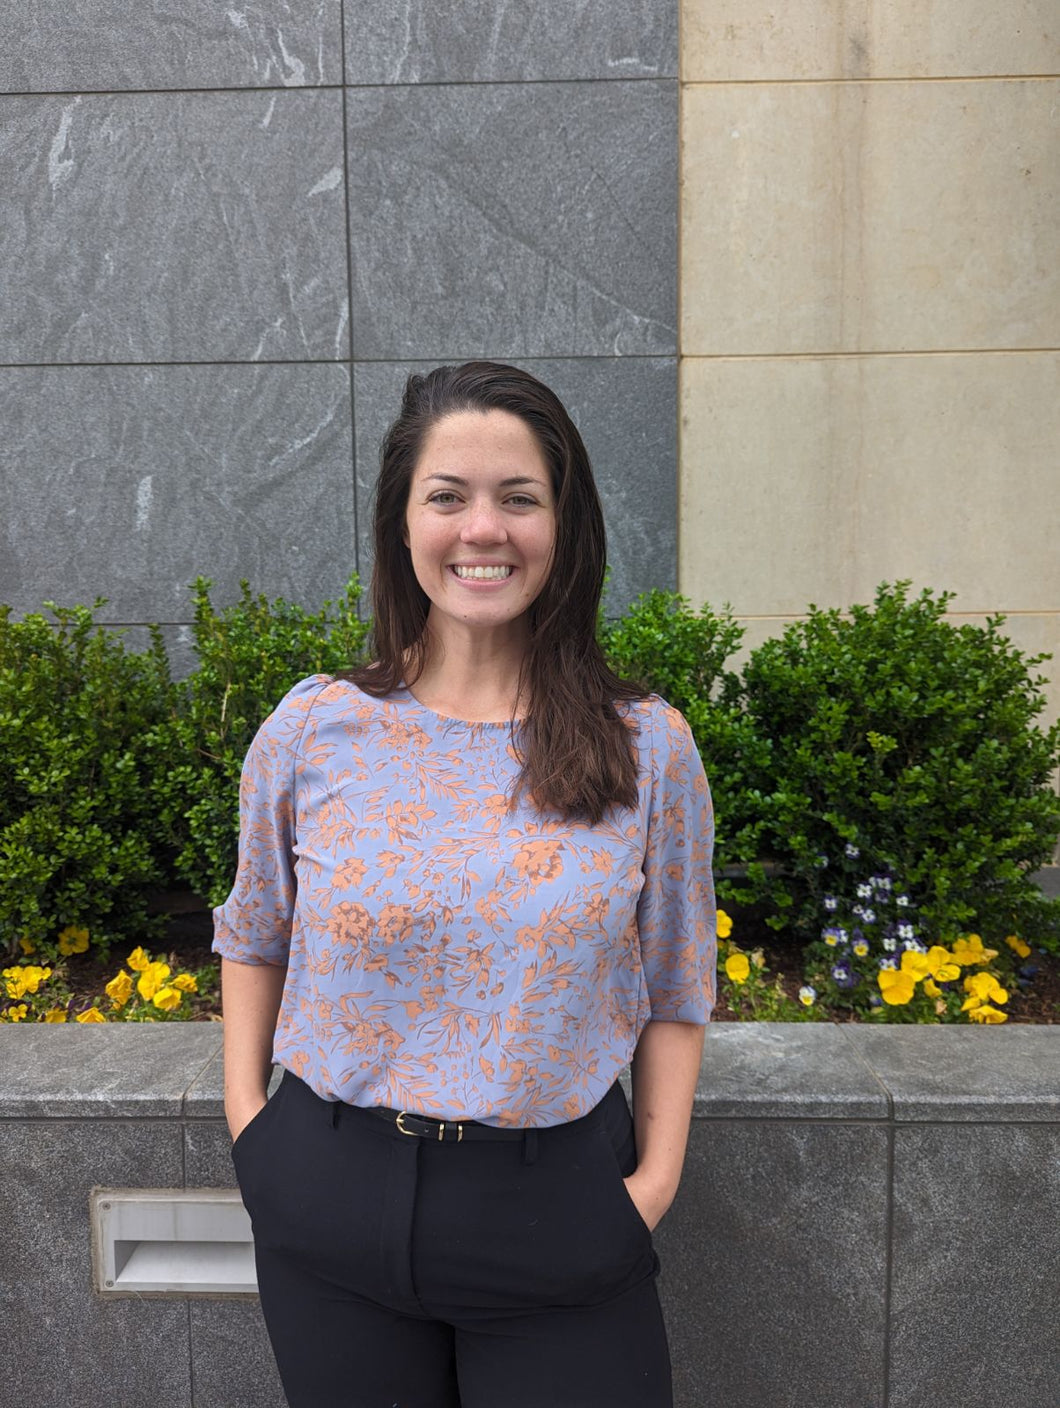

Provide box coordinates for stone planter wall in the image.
[2,1023,1057,1408]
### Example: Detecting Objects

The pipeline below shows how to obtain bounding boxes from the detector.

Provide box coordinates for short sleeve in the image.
[212,675,329,965]
[636,701,717,1023]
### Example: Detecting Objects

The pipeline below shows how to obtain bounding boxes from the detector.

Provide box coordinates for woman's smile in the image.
[404,408,556,639]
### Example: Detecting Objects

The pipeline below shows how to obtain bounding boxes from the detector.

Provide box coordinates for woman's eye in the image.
[428,492,460,505]
[506,495,537,507]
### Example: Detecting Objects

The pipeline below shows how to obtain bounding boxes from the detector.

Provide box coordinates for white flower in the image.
[845,843,860,859]
[896,894,910,908]
[862,908,876,924]
[798,985,817,1006]
[882,936,897,952]
[898,923,914,940]
[878,957,897,970]
[857,883,872,899]
[852,904,865,919]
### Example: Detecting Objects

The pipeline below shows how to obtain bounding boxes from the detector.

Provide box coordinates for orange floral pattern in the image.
[214,678,716,1128]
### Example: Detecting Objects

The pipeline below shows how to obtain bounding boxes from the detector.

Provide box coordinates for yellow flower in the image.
[1005,935,1031,959]
[58,925,90,956]
[126,946,150,973]
[105,970,134,1009]
[43,1008,68,1023]
[3,965,52,998]
[172,973,198,994]
[878,969,916,1005]
[899,950,931,982]
[963,971,1008,1004]
[152,986,182,1012]
[75,1007,106,1024]
[137,961,171,1002]
[716,910,733,939]
[924,978,941,998]
[18,936,36,956]
[968,1003,1008,1024]
[951,934,998,966]
[924,946,961,982]
[724,952,750,984]
[6,1003,29,1022]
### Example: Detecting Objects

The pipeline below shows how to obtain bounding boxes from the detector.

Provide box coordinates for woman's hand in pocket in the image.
[622,1168,675,1233]
[227,1093,268,1145]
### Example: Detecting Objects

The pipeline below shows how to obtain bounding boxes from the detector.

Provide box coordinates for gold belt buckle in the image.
[395,1112,463,1141]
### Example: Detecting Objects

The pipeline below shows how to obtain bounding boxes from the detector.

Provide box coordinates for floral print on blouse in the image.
[213,677,716,1128]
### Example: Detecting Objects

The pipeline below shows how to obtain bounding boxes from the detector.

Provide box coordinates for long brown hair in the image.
[343,361,647,821]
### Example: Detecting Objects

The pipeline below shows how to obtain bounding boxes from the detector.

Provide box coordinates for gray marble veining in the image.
[698,1021,890,1119]
[343,0,677,84]
[888,1123,1060,1408]
[189,1300,288,1408]
[0,1024,223,1117]
[0,1,342,93]
[841,1024,1060,1121]
[4,1119,190,1406]
[352,357,676,614]
[662,1119,889,1408]
[345,81,677,360]
[0,363,355,621]
[0,90,348,363]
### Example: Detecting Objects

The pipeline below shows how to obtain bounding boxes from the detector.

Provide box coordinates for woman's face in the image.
[404,409,556,645]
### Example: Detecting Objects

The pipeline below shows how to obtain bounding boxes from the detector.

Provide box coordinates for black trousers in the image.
[232,1071,672,1408]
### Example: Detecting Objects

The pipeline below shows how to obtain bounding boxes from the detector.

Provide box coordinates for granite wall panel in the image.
[345,81,677,360]
[343,0,677,84]
[190,1300,288,1408]
[0,1,342,93]
[889,1123,1060,1408]
[658,1118,890,1408]
[0,89,349,364]
[352,357,677,610]
[0,363,355,621]
[2,1119,190,1408]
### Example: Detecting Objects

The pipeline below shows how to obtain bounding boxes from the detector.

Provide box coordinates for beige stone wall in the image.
[679,2,1060,728]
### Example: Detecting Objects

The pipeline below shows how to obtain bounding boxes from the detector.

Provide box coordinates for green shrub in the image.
[599,590,769,872]
[728,582,1060,952]
[148,576,370,908]
[0,603,171,960]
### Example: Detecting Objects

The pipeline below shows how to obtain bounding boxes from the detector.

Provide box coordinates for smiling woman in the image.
[214,362,717,1408]
[402,407,557,665]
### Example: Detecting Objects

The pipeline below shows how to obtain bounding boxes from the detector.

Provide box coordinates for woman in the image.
[215,361,716,1408]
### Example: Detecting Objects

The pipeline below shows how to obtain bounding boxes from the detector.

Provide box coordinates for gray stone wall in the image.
[2,1023,1057,1408]
[0,2,678,660]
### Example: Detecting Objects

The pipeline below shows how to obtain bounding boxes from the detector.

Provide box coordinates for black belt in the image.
[369,1106,526,1143]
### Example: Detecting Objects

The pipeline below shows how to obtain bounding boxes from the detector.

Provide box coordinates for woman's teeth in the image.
[452,565,513,580]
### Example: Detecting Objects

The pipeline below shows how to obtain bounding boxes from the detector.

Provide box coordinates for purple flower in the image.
[831,961,859,990]
[823,895,838,912]
[871,875,892,892]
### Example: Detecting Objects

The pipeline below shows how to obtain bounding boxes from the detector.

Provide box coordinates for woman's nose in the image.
[460,500,507,542]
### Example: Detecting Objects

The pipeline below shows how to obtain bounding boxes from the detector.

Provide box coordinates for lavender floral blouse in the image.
[213,677,716,1128]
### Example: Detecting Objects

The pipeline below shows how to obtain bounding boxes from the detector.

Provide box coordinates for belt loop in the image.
[522,1128,539,1166]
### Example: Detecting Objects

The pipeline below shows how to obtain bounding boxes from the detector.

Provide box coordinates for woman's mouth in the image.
[450,565,514,580]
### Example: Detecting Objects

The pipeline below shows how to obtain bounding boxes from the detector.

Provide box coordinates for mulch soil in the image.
[55,898,1060,1025]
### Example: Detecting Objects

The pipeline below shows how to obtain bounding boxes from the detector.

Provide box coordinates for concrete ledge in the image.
[2,1023,1057,1408]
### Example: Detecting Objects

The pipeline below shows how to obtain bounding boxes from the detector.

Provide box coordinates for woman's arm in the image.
[624,1018,706,1231]
[221,956,288,1142]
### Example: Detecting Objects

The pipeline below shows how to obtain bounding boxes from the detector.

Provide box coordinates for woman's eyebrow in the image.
[421,473,546,488]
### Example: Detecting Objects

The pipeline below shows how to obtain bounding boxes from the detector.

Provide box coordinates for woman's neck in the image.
[408,622,530,723]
